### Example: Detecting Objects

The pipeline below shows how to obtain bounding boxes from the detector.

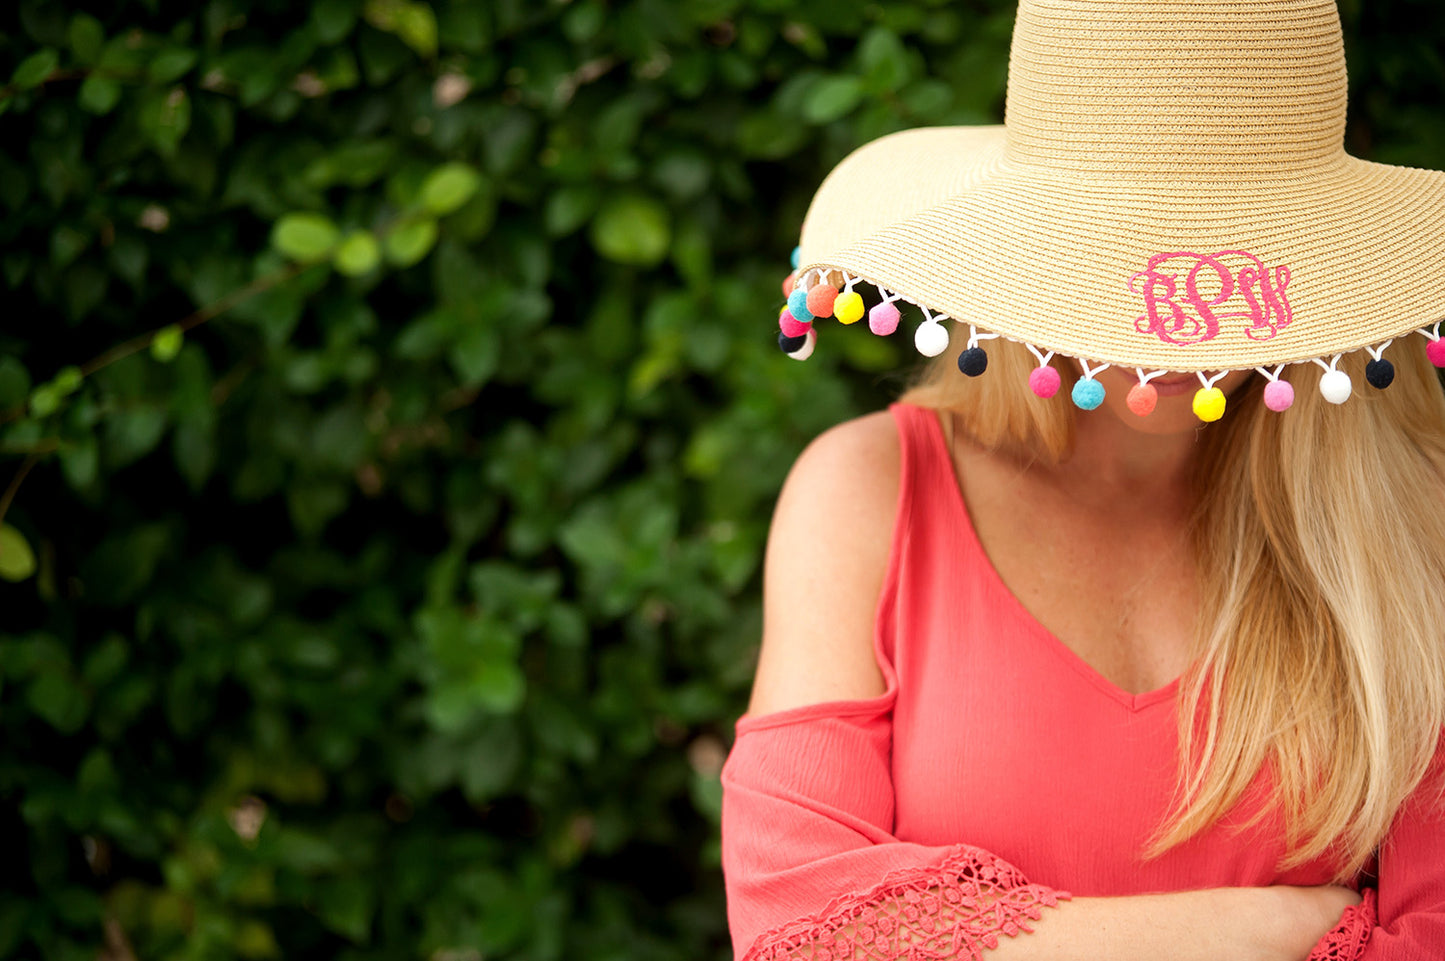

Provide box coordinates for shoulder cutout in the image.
[746,410,902,717]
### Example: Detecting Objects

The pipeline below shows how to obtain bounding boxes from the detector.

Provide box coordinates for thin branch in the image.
[0,438,60,456]
[77,262,307,378]
[0,453,41,529]
[0,262,308,426]
[0,68,93,102]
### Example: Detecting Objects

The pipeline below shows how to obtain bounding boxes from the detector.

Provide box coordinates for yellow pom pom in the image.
[1192,386,1226,422]
[833,291,865,325]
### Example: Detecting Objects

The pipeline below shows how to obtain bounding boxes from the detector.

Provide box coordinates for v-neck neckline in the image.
[919,405,1182,713]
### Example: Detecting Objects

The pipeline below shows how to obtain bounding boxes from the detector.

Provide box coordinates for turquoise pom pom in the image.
[787,287,813,322]
[1072,378,1105,410]
[790,246,801,269]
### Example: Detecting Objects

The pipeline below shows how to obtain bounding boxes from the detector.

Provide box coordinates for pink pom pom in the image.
[1429,339,1445,368]
[778,308,811,339]
[1263,379,1294,411]
[1126,383,1158,417]
[1028,366,1061,398]
[805,283,839,318]
[869,302,901,336]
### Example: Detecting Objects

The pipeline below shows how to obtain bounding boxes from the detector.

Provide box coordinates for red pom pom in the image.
[805,283,839,318]
[1126,383,1158,417]
[781,273,796,297]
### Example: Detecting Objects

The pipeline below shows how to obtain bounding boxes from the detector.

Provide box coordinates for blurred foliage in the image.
[0,0,1441,958]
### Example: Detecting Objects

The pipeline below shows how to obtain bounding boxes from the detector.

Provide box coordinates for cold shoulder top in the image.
[721,402,1445,960]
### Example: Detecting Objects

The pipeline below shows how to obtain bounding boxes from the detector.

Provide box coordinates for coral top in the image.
[721,403,1445,960]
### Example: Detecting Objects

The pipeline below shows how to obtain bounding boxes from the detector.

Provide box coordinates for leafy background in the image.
[1,1,1441,958]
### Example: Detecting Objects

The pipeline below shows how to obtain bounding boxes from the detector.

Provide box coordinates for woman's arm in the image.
[728,413,1358,961]
[987,887,1360,961]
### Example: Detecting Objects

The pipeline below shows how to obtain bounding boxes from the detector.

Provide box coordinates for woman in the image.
[721,1,1445,959]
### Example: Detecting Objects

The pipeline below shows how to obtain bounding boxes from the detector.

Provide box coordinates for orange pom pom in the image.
[805,283,839,318]
[1126,383,1157,417]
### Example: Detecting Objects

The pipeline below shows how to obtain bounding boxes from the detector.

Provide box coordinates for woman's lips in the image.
[1150,374,1200,397]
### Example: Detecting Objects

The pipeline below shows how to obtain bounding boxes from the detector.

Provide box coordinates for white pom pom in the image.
[914,321,950,357]
[1319,369,1352,405]
[786,328,816,361]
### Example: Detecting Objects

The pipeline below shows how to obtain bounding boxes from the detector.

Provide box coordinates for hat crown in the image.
[1003,0,1349,178]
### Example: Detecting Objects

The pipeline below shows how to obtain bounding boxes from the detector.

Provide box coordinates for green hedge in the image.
[0,1,1440,959]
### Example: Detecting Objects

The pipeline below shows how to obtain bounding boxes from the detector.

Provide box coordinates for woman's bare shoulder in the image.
[746,409,904,717]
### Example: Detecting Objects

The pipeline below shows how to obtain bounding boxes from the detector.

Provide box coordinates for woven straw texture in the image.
[797,0,1445,372]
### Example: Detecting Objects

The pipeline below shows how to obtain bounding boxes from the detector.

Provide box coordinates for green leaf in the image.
[0,356,31,408]
[364,0,438,58]
[82,634,128,686]
[272,212,342,262]
[59,436,98,489]
[418,162,482,216]
[286,481,349,537]
[79,524,170,606]
[12,48,59,90]
[234,922,278,960]
[590,195,671,267]
[313,0,360,43]
[50,225,87,268]
[447,324,499,387]
[316,876,375,943]
[68,15,104,65]
[150,325,184,362]
[858,27,909,93]
[27,670,88,732]
[27,384,61,417]
[172,422,216,491]
[103,407,168,468]
[425,664,525,731]
[138,87,191,156]
[333,231,381,276]
[77,75,121,114]
[53,366,82,395]
[0,525,36,582]
[393,3,438,58]
[544,186,598,237]
[802,74,864,123]
[383,218,438,267]
[148,48,198,85]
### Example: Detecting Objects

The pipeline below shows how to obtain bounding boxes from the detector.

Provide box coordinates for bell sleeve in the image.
[720,689,1070,961]
[1306,746,1445,959]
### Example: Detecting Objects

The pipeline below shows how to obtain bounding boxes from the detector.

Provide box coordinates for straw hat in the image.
[776,0,1445,418]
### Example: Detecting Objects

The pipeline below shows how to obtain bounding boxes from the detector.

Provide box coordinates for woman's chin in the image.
[1092,370,1253,436]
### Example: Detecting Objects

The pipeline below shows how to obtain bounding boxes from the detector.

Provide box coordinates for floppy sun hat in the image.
[776,0,1445,421]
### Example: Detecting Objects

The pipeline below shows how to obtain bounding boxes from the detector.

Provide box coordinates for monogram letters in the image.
[1130,250,1293,347]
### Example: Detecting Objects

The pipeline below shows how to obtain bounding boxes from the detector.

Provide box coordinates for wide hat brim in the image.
[797,126,1445,373]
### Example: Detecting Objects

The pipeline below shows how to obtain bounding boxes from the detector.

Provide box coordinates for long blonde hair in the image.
[903,334,1445,878]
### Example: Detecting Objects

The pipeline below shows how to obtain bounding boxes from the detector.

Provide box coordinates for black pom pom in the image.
[778,331,807,354]
[1366,357,1395,389]
[957,346,989,377]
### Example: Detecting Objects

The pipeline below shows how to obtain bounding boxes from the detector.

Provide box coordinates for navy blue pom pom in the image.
[778,331,807,354]
[957,346,989,377]
[1366,358,1395,389]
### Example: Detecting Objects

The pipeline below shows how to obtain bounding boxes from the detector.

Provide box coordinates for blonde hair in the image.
[903,333,1445,878]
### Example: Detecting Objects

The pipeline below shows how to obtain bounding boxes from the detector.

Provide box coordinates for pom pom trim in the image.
[773,263,1443,417]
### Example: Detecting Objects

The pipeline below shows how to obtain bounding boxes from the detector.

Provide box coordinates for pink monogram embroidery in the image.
[1130,250,1292,347]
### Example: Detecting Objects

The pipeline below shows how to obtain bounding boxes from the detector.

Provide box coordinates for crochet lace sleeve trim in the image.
[741,845,1072,961]
[1306,888,1376,961]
